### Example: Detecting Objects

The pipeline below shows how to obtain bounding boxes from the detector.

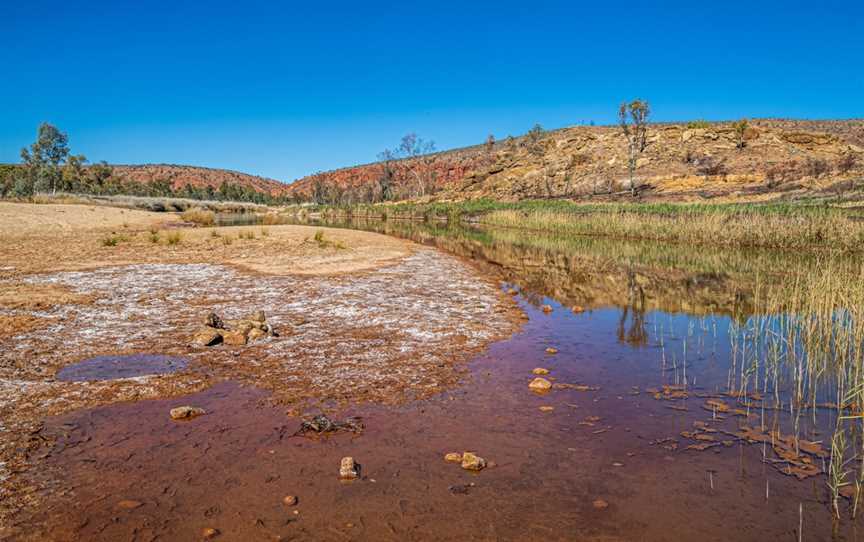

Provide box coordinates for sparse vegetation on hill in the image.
[284,117,864,205]
[1,123,293,205]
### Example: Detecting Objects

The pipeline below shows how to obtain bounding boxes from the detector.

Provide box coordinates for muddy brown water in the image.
[13,218,864,541]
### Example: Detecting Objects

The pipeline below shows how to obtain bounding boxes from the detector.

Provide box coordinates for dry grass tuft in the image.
[182,207,216,226]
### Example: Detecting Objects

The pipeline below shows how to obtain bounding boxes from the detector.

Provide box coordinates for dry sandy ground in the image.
[0,202,520,536]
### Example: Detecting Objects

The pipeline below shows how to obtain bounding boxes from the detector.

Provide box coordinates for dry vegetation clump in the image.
[181,207,216,226]
[165,231,183,245]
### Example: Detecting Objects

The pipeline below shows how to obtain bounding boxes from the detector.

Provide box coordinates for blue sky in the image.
[1,1,861,182]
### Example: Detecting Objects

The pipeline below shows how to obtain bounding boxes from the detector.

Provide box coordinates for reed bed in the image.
[728,262,864,517]
[482,207,864,251]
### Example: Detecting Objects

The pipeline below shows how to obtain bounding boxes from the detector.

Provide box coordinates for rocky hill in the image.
[285,119,864,203]
[112,164,291,197]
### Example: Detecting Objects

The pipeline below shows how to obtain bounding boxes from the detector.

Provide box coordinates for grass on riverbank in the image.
[300,199,864,251]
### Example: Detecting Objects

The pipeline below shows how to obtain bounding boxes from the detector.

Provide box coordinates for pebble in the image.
[528,377,553,391]
[541,305,553,313]
[340,456,359,479]
[532,367,550,375]
[612,462,624,467]
[116,499,143,509]
[539,406,555,412]
[169,406,206,420]
[444,452,463,463]
[283,495,298,506]
[545,347,558,354]
[461,452,487,471]
[202,527,220,539]
[592,499,609,510]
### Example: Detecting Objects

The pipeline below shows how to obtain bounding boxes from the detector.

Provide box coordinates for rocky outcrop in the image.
[191,311,277,347]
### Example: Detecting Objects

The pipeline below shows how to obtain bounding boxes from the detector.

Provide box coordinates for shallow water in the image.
[17,217,864,541]
[55,354,188,382]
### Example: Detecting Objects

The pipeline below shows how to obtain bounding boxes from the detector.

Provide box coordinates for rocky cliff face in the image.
[284,119,864,203]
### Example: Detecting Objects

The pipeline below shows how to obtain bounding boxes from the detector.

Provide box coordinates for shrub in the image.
[181,207,216,226]
[240,230,256,240]
[805,158,830,179]
[837,154,858,174]
[166,231,183,245]
[765,161,803,187]
[686,119,710,129]
[149,231,160,243]
[222,236,233,245]
[101,234,124,247]
[695,155,728,178]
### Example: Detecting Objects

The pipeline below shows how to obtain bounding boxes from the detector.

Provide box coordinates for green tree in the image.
[732,118,749,150]
[21,123,70,195]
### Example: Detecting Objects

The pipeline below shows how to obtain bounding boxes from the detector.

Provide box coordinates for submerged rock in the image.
[541,304,553,313]
[444,452,463,463]
[545,347,558,354]
[592,499,609,510]
[532,367,550,375]
[116,499,143,510]
[340,457,359,479]
[529,377,553,391]
[283,495,298,506]
[460,452,487,471]
[202,527,220,539]
[169,406,206,420]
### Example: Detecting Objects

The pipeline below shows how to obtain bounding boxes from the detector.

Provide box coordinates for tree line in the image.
[0,123,293,204]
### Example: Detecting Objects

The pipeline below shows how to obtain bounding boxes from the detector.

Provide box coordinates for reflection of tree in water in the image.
[617,267,648,347]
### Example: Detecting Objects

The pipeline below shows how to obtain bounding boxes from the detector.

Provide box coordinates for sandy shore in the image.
[0,203,520,536]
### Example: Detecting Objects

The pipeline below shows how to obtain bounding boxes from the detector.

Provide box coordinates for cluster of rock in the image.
[192,310,277,347]
[444,451,488,471]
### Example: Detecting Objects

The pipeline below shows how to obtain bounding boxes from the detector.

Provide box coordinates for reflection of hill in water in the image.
[304,217,861,319]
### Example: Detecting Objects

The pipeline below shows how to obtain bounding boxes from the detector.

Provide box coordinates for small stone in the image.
[460,452,487,471]
[202,527,220,539]
[283,495,298,506]
[221,330,248,346]
[532,367,550,375]
[170,406,206,420]
[592,499,609,510]
[247,310,266,323]
[444,452,463,463]
[203,312,224,329]
[572,306,585,313]
[545,347,558,354]
[529,377,552,391]
[539,406,555,412]
[340,456,359,479]
[192,327,222,346]
[507,289,518,296]
[541,304,553,313]
[248,328,266,342]
[116,499,143,509]
[612,462,624,467]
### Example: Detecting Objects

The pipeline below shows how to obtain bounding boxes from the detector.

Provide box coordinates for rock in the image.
[202,527,220,539]
[170,406,206,420]
[461,452,487,471]
[541,304,553,313]
[529,377,552,391]
[682,129,694,142]
[539,406,555,412]
[248,328,266,342]
[340,457,359,479]
[444,452,463,463]
[571,306,585,313]
[592,499,609,510]
[203,312,224,329]
[635,157,650,168]
[283,495,298,506]
[193,327,223,346]
[532,367,550,375]
[221,330,248,346]
[247,310,266,323]
[545,347,558,354]
[116,499,143,509]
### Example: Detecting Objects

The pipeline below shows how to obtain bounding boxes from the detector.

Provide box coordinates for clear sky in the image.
[1,1,862,182]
